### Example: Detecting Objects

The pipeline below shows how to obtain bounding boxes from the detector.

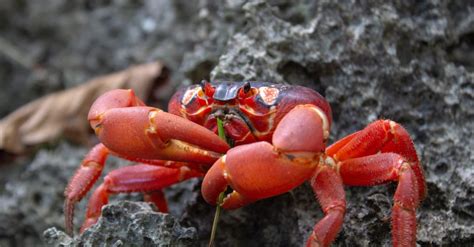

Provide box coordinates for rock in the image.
[205,1,473,246]
[43,228,74,247]
[0,143,143,246]
[43,201,196,247]
[0,144,89,246]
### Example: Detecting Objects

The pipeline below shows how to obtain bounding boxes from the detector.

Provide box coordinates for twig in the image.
[208,118,228,247]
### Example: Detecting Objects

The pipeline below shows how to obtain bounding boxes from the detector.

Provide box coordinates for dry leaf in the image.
[0,62,168,154]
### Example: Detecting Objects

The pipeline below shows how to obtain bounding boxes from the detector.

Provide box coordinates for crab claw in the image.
[202,142,318,209]
[88,89,229,164]
[202,104,328,209]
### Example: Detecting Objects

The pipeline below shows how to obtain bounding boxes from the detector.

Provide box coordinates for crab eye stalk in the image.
[239,82,255,99]
[243,82,251,93]
[199,80,215,98]
[200,80,208,93]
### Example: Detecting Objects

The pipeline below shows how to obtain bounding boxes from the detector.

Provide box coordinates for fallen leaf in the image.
[0,62,168,154]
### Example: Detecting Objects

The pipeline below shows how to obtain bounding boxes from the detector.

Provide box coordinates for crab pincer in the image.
[88,89,229,163]
[64,89,228,235]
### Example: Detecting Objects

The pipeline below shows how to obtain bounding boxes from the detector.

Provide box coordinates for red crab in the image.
[64,81,426,246]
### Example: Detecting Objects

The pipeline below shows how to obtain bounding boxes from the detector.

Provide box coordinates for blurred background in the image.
[0,0,473,246]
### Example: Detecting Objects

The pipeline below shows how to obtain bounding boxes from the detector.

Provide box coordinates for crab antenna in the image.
[208,118,227,247]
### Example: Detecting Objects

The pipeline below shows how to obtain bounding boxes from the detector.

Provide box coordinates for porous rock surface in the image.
[0,0,473,246]
[44,201,196,247]
[205,1,474,246]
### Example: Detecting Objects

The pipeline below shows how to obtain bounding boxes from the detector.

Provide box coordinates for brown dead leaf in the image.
[0,62,168,154]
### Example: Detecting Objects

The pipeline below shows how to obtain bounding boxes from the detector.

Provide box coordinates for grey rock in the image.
[0,144,89,246]
[0,0,243,116]
[43,201,196,247]
[43,228,74,247]
[206,1,474,246]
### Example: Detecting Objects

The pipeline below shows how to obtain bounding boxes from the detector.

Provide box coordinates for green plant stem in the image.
[217,118,227,143]
[208,191,224,247]
[208,118,227,247]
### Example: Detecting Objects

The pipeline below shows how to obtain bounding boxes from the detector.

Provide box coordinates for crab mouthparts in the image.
[211,108,256,144]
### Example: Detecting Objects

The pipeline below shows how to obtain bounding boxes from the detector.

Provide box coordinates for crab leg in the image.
[306,164,346,247]
[327,120,425,199]
[337,154,419,247]
[80,164,202,232]
[64,149,204,235]
[144,190,169,213]
[64,144,108,235]
[328,120,424,247]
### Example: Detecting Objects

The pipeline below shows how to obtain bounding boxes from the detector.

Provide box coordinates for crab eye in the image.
[200,80,207,92]
[243,82,251,93]
[199,80,215,98]
[239,82,256,99]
